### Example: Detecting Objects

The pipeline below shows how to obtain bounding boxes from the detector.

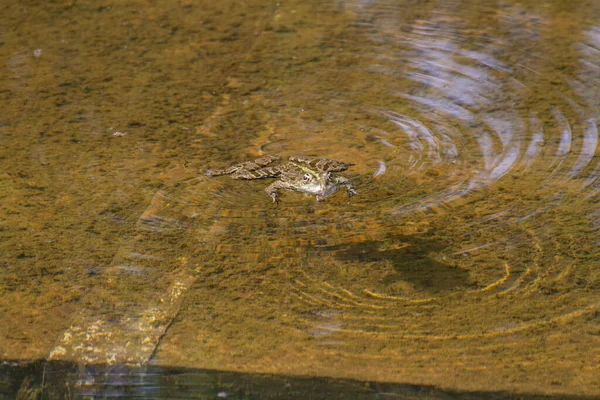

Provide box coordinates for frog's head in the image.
[295,170,322,194]
[292,163,339,197]
[297,170,337,197]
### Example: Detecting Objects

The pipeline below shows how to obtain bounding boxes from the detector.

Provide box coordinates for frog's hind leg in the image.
[205,154,279,177]
[231,164,284,180]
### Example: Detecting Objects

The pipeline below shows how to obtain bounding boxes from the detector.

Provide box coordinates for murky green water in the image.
[1,0,600,397]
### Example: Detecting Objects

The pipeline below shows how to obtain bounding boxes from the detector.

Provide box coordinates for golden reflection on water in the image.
[1,0,600,396]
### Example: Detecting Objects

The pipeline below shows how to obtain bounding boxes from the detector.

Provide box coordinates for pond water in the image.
[1,0,599,397]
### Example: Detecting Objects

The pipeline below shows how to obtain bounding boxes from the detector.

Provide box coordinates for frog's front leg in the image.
[333,176,357,197]
[265,180,292,203]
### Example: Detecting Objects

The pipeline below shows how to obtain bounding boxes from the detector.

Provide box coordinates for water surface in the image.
[1,0,600,397]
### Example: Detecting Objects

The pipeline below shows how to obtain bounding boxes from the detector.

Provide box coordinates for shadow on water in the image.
[1,360,596,400]
[311,235,472,294]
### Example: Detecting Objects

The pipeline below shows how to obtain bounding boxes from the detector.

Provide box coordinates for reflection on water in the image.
[1,0,600,397]
[4,361,590,399]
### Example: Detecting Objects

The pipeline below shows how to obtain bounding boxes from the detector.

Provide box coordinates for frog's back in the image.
[205,154,280,177]
[288,156,350,173]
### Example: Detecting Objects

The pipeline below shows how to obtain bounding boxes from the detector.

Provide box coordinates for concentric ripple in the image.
[261,0,600,342]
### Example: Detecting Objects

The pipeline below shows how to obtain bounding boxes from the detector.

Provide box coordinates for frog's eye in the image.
[303,174,312,181]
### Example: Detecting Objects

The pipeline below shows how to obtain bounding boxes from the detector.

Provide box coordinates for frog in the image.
[205,154,357,203]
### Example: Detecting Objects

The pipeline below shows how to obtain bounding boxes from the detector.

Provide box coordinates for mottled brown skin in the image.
[206,155,356,202]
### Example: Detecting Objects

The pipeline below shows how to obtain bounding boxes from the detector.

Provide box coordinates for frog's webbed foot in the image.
[205,169,219,177]
[346,182,357,197]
